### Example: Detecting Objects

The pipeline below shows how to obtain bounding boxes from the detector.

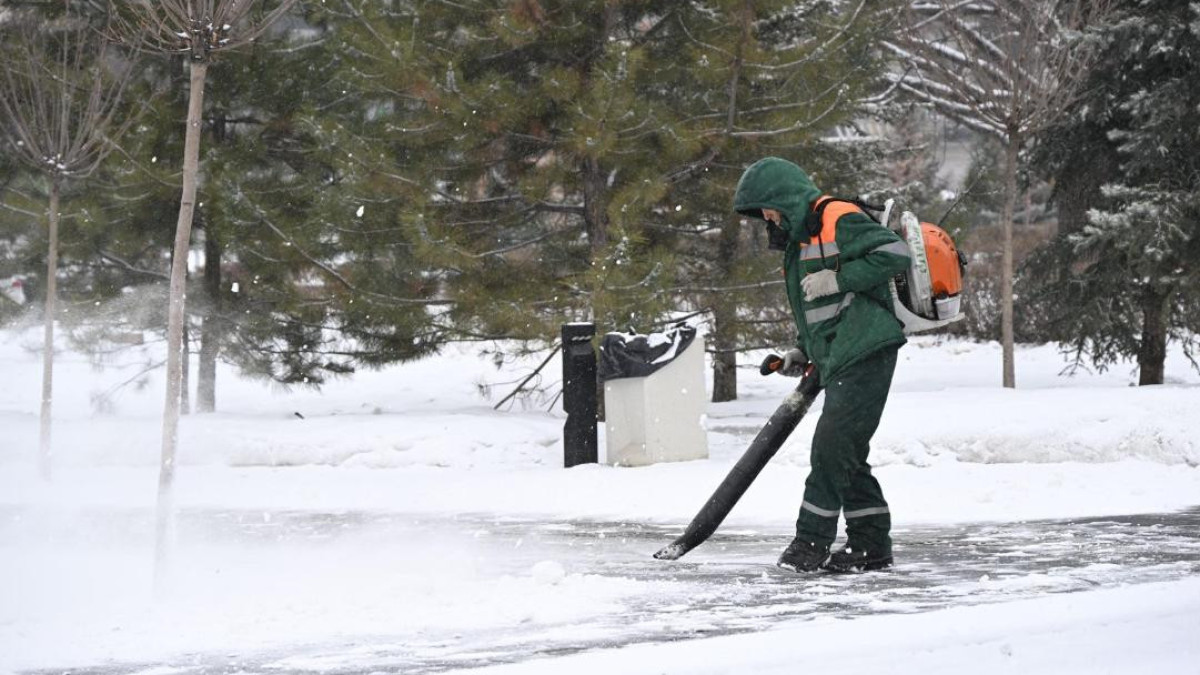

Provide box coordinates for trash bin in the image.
[599,324,709,467]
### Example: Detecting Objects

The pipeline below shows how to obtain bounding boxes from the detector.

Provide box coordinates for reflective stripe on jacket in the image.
[783,197,910,384]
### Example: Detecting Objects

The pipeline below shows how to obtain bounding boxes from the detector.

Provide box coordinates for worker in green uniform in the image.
[733,157,912,573]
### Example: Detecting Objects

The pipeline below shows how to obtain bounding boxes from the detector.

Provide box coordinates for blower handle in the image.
[760,353,784,376]
[760,353,811,378]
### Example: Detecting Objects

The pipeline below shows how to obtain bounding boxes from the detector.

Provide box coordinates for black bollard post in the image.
[562,322,598,468]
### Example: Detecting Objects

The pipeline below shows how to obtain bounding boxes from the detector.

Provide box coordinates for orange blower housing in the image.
[923,223,963,300]
[888,209,966,333]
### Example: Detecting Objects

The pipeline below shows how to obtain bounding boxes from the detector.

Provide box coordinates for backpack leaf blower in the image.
[878,199,968,334]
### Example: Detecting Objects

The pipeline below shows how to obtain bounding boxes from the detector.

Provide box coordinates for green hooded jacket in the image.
[733,157,909,384]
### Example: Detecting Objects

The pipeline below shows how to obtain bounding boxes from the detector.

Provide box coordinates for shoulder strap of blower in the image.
[803,196,885,237]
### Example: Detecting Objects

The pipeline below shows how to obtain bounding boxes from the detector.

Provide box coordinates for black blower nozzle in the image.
[653,365,821,561]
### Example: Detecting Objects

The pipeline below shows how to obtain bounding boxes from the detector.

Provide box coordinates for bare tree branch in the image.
[0,16,142,183]
[108,0,300,59]
[886,0,1113,388]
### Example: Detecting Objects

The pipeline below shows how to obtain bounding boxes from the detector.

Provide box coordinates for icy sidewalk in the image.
[5,505,1199,675]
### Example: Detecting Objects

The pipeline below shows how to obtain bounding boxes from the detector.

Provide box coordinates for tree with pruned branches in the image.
[885,0,1110,388]
[107,0,298,587]
[0,10,140,480]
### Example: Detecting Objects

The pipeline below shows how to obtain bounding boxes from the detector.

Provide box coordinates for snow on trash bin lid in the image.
[598,323,697,381]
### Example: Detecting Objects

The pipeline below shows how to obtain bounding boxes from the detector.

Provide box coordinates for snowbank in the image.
[2,327,1199,526]
[2,328,1198,471]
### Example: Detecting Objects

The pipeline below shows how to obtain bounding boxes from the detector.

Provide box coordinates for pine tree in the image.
[413,1,684,337]
[1025,0,1200,384]
[192,9,446,399]
[329,0,897,402]
[53,58,183,402]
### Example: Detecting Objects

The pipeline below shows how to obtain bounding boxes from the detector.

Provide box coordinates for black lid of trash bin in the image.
[598,323,697,382]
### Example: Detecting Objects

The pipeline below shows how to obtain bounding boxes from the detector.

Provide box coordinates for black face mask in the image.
[766,221,790,251]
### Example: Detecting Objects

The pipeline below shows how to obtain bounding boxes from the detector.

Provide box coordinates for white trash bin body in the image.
[604,333,708,466]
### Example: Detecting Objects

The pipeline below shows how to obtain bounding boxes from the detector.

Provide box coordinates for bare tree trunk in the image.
[580,3,614,259]
[581,157,609,254]
[710,313,738,403]
[1137,287,1170,386]
[180,319,190,415]
[1000,136,1018,389]
[1024,188,1033,229]
[38,178,60,481]
[581,154,608,424]
[156,58,208,588]
[728,0,750,129]
[580,10,612,421]
[198,228,221,413]
[706,1,752,405]
[711,217,742,403]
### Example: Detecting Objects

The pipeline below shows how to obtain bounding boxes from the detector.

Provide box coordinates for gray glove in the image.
[802,269,839,301]
[781,348,809,377]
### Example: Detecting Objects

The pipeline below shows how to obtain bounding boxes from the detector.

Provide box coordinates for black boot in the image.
[776,537,830,572]
[822,544,893,573]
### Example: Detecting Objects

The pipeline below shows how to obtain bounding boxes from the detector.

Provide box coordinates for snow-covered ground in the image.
[1,325,1198,674]
[449,576,1200,675]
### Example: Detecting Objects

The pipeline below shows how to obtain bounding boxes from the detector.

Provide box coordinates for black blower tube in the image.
[653,369,822,560]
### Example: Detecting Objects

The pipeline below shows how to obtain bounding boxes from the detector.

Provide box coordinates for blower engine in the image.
[878,200,966,334]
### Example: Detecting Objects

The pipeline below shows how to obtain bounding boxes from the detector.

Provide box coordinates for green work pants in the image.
[795,347,897,553]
